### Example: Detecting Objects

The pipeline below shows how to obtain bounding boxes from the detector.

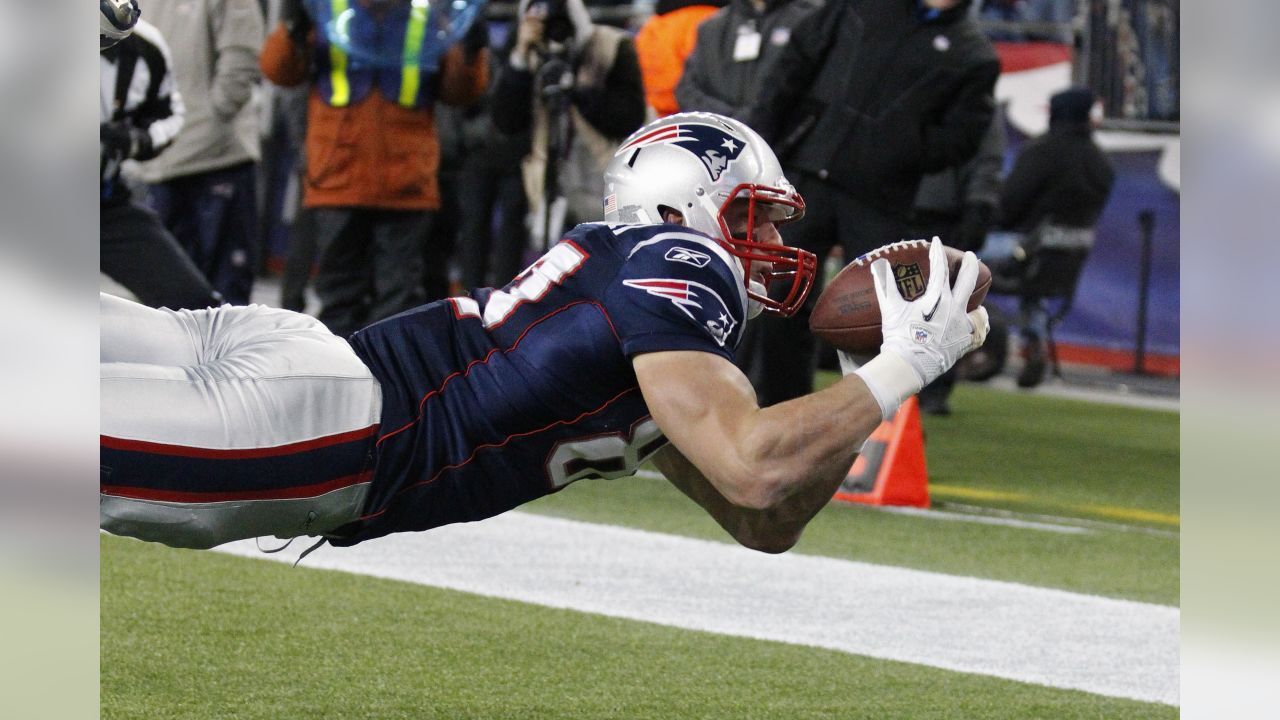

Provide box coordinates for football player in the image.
[101,112,988,554]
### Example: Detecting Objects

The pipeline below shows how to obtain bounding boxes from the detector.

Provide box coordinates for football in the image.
[809,239,991,355]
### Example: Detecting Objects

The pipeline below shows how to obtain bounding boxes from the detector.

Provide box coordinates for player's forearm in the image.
[636,351,878,515]
[655,445,818,554]
[735,373,883,508]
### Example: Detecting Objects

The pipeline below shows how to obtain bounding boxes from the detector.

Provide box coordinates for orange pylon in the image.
[832,396,930,508]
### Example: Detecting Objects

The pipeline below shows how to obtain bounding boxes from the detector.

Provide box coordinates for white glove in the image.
[854,238,988,420]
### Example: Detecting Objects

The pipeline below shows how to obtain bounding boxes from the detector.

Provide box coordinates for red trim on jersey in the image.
[449,296,479,319]
[448,240,590,332]
[376,300,618,447]
[375,347,502,446]
[357,385,641,523]
[593,301,622,343]
[484,240,590,332]
[101,470,373,503]
[100,424,380,459]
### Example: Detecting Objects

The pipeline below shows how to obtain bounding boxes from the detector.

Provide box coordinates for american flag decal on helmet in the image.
[616,123,747,182]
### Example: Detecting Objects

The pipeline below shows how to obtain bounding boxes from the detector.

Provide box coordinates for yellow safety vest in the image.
[326,0,430,108]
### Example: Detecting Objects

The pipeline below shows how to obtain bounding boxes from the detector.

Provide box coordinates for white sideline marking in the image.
[215,513,1179,706]
[873,504,1092,534]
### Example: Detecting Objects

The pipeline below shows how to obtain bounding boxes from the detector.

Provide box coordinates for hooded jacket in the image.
[999,90,1115,233]
[748,0,999,220]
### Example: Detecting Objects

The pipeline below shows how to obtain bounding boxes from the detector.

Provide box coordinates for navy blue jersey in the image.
[333,222,749,545]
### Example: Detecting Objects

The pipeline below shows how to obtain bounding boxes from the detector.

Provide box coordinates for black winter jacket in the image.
[999,123,1115,233]
[748,0,999,219]
[675,0,825,120]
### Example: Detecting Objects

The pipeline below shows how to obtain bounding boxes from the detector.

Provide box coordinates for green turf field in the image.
[530,379,1179,605]
[102,382,1178,717]
[102,536,1175,720]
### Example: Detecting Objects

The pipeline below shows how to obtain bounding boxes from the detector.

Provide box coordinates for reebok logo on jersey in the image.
[623,278,738,347]
[664,247,712,268]
[616,122,747,182]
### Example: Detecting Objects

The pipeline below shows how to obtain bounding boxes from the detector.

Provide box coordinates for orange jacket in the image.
[260,23,488,210]
[634,5,720,117]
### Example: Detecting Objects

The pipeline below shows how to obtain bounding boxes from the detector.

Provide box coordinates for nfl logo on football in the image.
[894,263,926,301]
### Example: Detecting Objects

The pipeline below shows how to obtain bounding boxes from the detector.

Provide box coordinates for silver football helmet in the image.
[603,112,817,318]
[101,0,141,51]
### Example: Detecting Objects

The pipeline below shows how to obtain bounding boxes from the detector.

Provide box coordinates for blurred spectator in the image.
[675,0,822,120]
[134,0,265,306]
[634,0,726,117]
[492,0,647,246]
[992,86,1115,388]
[440,49,534,289]
[259,0,316,312]
[260,0,489,337]
[910,110,1005,414]
[100,18,223,310]
[743,0,1000,406]
[266,83,316,312]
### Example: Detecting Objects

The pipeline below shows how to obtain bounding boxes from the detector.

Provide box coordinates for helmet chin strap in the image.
[746,280,767,319]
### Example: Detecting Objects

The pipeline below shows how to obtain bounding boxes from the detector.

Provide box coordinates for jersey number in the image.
[546,418,667,489]
[452,242,588,330]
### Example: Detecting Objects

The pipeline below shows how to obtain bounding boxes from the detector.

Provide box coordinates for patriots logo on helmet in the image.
[616,123,747,182]
[623,278,739,347]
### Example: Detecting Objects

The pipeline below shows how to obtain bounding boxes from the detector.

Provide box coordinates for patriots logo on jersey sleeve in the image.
[623,278,739,347]
[616,123,746,182]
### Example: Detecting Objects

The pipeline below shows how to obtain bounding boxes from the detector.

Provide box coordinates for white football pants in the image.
[100,293,382,549]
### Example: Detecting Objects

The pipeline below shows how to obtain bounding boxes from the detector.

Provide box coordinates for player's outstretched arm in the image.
[632,239,989,553]
[634,350,884,552]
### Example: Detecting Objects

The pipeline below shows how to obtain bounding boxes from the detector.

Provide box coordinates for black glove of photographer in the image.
[951,202,995,252]
[462,15,488,62]
[100,122,152,162]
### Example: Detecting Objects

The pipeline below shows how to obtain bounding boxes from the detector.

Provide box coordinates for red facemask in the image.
[714,183,817,318]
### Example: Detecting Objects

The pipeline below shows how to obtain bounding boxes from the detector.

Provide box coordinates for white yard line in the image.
[215,512,1179,706]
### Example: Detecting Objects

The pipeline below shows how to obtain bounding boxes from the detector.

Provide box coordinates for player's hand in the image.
[852,238,985,419]
[875,237,982,385]
[282,0,312,44]
[967,306,990,353]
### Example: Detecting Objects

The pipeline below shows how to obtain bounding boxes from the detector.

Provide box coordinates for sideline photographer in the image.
[492,0,646,246]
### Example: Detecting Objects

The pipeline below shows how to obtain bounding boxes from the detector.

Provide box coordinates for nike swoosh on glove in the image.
[853,237,987,420]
